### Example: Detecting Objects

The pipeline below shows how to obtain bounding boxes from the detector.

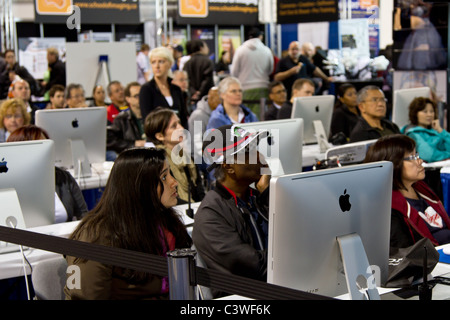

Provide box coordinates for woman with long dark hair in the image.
[64,147,192,300]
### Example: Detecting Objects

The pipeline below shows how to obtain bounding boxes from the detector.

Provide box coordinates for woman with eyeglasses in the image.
[364,134,450,247]
[206,76,258,130]
[401,96,450,163]
[0,98,30,142]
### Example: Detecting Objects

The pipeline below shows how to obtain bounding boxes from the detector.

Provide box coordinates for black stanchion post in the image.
[167,248,197,300]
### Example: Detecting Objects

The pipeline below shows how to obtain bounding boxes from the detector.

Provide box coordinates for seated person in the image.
[107,82,146,155]
[206,76,258,130]
[193,124,270,298]
[401,97,450,163]
[10,79,39,123]
[264,81,288,121]
[46,84,66,109]
[349,85,400,142]
[188,86,220,165]
[106,81,128,125]
[89,85,106,107]
[0,98,30,142]
[329,83,359,142]
[64,148,192,299]
[364,134,450,247]
[7,125,88,222]
[276,78,315,120]
[65,83,88,109]
[145,107,205,204]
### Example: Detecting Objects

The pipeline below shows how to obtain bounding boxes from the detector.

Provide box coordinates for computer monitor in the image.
[291,95,335,145]
[268,161,393,299]
[0,140,55,228]
[392,87,431,129]
[35,107,107,178]
[237,118,304,176]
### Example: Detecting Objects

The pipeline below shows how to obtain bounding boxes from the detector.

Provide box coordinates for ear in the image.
[155,132,165,142]
[358,105,365,114]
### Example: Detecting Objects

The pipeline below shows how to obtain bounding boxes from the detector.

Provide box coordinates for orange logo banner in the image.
[178,0,208,17]
[35,0,73,15]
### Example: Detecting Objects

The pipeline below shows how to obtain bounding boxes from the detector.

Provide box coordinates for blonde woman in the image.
[0,98,31,142]
[139,46,188,128]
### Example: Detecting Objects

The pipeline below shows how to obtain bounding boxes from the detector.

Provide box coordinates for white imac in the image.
[0,140,55,229]
[291,95,335,146]
[35,107,107,178]
[268,161,393,299]
[392,87,431,129]
[237,118,304,176]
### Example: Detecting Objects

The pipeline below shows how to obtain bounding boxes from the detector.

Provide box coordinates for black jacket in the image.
[276,102,293,120]
[192,183,269,298]
[107,110,144,154]
[139,78,188,128]
[55,167,88,221]
[263,103,279,121]
[45,60,66,92]
[183,53,214,104]
[349,116,400,143]
[329,103,360,140]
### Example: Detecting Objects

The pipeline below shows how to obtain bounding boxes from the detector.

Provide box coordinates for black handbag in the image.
[384,238,439,288]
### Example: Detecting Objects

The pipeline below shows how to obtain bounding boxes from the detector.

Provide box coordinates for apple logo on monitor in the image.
[0,158,8,173]
[339,189,351,212]
[72,118,79,128]
[315,105,319,113]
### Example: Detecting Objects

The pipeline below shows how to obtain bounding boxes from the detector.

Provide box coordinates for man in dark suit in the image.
[264,81,287,121]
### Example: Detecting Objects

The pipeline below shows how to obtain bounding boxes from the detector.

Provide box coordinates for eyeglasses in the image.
[272,89,286,95]
[403,153,421,161]
[363,97,388,104]
[4,114,23,120]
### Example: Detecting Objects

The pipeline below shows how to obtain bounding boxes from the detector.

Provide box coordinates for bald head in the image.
[301,42,315,59]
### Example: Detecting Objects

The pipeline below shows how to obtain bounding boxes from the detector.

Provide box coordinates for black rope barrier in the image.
[0,225,333,300]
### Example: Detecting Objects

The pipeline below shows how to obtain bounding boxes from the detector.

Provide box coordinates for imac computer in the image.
[393,87,431,129]
[35,107,107,178]
[291,95,335,146]
[0,140,55,230]
[268,161,393,299]
[237,118,304,176]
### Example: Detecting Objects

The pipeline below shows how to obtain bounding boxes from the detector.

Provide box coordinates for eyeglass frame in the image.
[403,153,421,161]
[362,97,388,104]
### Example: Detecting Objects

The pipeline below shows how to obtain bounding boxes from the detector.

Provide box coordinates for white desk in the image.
[67,162,113,190]
[0,221,80,280]
[302,144,327,168]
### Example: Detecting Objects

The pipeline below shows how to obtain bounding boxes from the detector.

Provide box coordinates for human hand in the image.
[432,119,443,133]
[256,174,271,194]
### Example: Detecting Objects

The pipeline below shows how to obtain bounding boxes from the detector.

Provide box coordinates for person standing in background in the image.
[231,28,273,119]
[136,44,152,85]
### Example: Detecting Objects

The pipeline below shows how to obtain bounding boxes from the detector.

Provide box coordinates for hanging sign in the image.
[34,0,140,24]
[277,0,339,24]
[176,0,259,26]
